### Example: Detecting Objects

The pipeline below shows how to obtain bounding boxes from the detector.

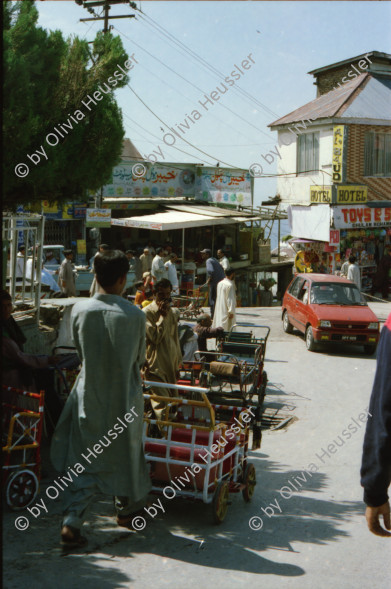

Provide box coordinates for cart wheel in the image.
[6,469,39,510]
[242,463,256,503]
[212,482,229,524]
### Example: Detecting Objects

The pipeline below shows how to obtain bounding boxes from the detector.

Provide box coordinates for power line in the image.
[113,24,275,141]
[137,10,281,121]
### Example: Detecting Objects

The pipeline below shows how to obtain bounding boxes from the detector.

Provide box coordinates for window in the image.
[289,277,305,298]
[364,132,391,177]
[297,132,319,174]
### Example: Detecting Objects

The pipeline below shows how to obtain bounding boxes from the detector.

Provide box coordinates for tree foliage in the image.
[3,0,131,209]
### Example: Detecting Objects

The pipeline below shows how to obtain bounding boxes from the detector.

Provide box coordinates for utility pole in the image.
[76,1,136,35]
[75,1,136,249]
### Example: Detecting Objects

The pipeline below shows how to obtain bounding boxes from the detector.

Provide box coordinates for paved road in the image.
[3,303,391,589]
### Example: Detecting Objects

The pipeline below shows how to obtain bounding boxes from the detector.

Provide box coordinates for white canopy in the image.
[111,209,259,231]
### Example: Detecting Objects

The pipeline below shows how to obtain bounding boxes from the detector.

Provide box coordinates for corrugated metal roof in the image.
[341,77,391,120]
[269,74,369,127]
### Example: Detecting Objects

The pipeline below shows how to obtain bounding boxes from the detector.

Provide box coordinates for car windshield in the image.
[310,282,365,306]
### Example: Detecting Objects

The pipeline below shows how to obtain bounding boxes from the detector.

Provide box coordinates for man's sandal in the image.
[61,525,88,548]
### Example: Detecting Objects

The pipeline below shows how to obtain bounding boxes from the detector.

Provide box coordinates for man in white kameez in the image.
[165,253,179,295]
[51,250,150,548]
[212,268,237,332]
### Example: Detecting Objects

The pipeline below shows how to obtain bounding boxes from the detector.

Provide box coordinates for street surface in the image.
[3,302,391,589]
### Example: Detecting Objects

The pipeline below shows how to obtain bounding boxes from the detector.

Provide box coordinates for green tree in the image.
[3,0,130,210]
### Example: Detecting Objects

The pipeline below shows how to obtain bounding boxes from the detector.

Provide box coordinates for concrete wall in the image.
[276,125,334,205]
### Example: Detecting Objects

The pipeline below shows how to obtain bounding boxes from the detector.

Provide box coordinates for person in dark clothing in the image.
[200,249,225,319]
[194,313,224,354]
[360,312,391,537]
[371,246,391,300]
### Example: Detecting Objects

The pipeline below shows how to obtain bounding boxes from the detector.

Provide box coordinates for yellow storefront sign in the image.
[310,186,332,203]
[332,125,344,183]
[336,185,367,203]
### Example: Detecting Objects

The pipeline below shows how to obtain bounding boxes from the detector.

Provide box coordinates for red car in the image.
[282,274,380,354]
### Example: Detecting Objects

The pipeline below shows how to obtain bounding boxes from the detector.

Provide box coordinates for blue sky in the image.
[37,1,391,206]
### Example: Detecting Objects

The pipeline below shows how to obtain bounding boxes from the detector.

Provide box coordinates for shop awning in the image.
[111,209,259,231]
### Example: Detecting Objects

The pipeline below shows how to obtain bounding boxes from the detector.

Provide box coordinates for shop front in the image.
[332,204,391,292]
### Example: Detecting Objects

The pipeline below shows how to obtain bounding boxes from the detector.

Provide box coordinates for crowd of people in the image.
[2,246,390,547]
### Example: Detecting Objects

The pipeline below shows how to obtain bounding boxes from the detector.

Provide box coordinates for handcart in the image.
[172,288,207,320]
[2,385,45,510]
[191,325,270,449]
[143,380,256,524]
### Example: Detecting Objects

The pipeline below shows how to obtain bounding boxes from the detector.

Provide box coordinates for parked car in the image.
[281,273,380,355]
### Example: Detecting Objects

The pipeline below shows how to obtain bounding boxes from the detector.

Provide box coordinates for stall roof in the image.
[111,208,259,231]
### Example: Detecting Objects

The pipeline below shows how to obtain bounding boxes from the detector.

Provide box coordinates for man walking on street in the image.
[360,311,391,537]
[51,250,150,547]
[212,268,237,332]
[200,248,225,319]
[59,249,76,297]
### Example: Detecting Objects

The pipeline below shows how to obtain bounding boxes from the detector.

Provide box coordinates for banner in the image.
[86,208,112,227]
[333,206,391,229]
[100,164,196,198]
[195,168,252,206]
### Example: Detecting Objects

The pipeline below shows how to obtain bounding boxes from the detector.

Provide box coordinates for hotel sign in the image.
[336,185,367,203]
[310,186,332,203]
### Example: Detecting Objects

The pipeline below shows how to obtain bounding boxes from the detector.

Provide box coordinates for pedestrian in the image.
[15,245,26,279]
[151,247,167,283]
[200,248,225,319]
[126,250,142,282]
[347,255,361,290]
[59,249,76,297]
[165,253,179,295]
[360,311,391,537]
[340,255,350,277]
[134,281,146,306]
[141,290,154,308]
[143,278,182,420]
[212,268,237,331]
[140,247,153,274]
[51,250,150,547]
[194,313,224,354]
[371,246,391,300]
[217,249,230,271]
[90,244,110,296]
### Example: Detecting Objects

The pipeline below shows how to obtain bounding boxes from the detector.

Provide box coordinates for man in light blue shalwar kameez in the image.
[51,250,151,547]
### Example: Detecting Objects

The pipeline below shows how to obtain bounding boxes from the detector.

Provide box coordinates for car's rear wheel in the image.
[363,344,377,356]
[282,311,293,334]
[305,326,317,352]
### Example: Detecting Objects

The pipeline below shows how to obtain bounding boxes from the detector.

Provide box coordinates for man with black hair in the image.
[59,249,76,297]
[143,278,182,420]
[151,247,167,283]
[347,254,361,290]
[51,250,150,547]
